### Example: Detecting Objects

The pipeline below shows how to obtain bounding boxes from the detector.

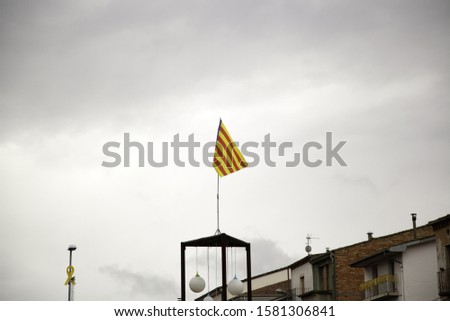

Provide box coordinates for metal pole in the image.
[67,245,76,301]
[221,244,227,301]
[216,174,221,235]
[181,244,186,301]
[68,250,72,301]
[246,244,252,301]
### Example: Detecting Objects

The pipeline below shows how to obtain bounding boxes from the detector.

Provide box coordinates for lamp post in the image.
[67,245,77,301]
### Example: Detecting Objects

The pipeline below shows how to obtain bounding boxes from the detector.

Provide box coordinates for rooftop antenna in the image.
[305,234,319,255]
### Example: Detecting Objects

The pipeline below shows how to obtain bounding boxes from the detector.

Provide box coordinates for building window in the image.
[371,265,378,296]
[446,245,450,270]
[318,265,329,290]
[300,276,305,294]
[389,261,397,292]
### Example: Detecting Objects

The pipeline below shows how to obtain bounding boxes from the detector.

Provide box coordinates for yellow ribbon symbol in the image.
[65,265,75,286]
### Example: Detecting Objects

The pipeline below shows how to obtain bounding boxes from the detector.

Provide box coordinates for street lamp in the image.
[66,245,77,301]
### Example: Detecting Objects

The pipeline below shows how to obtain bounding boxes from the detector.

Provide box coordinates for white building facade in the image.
[352,237,439,301]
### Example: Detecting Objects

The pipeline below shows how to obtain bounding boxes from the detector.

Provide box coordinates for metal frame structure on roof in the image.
[180,233,252,301]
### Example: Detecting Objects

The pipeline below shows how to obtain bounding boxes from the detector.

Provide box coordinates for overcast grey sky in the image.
[0,0,449,300]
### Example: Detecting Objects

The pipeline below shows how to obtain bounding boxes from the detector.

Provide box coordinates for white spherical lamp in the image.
[228,276,244,296]
[189,273,205,293]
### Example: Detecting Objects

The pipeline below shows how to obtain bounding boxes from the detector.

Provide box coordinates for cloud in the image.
[246,238,294,276]
[99,265,178,300]
[0,0,449,301]
[1,0,448,142]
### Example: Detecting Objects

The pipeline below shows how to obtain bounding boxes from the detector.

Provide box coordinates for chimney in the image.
[367,232,373,240]
[411,213,417,239]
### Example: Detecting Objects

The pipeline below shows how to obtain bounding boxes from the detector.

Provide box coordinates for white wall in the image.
[362,241,438,301]
[393,260,403,298]
[291,262,313,293]
[248,268,290,290]
[237,268,289,299]
[402,240,439,301]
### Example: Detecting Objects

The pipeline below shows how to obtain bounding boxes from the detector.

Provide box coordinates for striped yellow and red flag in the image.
[213,120,248,177]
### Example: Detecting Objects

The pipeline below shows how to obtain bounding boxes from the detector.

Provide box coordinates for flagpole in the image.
[215,174,221,235]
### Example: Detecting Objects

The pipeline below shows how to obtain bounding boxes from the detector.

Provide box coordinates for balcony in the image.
[359,274,400,301]
[293,287,311,296]
[437,270,450,296]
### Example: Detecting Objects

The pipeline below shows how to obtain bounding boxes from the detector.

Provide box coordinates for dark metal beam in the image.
[181,244,186,301]
[246,244,252,301]
[221,244,227,301]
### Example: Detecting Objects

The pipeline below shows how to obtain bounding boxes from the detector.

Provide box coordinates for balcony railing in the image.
[293,287,312,297]
[359,274,399,300]
[437,270,450,295]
